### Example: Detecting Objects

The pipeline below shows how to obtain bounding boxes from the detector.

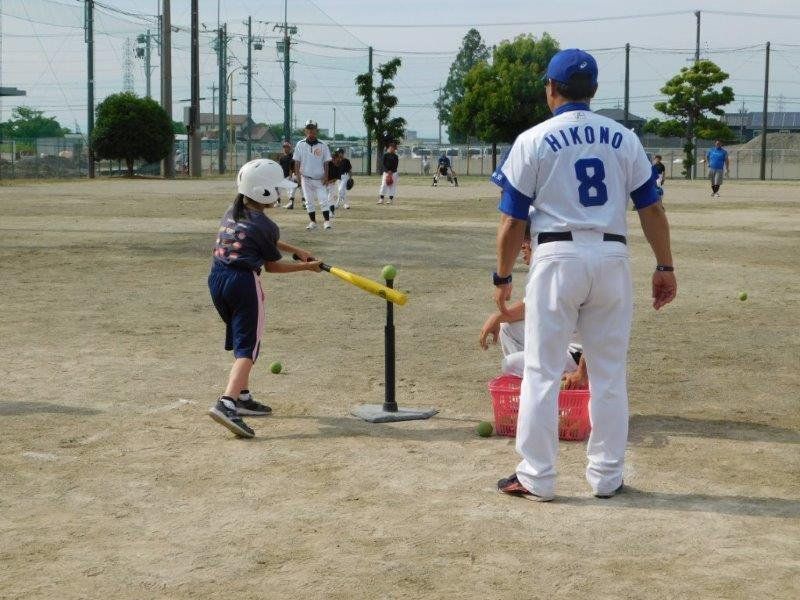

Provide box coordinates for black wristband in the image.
[656,265,674,272]
[493,272,512,286]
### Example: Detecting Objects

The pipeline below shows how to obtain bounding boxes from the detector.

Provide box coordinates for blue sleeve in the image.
[630,170,660,210]
[497,182,533,220]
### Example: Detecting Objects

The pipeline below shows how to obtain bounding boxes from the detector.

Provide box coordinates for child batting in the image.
[208,159,322,438]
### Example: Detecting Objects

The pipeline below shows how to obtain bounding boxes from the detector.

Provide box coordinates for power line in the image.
[290,10,692,29]
[704,10,800,21]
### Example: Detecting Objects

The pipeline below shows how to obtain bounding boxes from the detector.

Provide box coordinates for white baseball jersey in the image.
[492,104,655,235]
[293,139,331,180]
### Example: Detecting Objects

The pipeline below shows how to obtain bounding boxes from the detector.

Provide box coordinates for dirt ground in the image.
[0,175,798,599]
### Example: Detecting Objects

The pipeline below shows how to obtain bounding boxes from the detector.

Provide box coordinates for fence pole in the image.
[760,41,770,181]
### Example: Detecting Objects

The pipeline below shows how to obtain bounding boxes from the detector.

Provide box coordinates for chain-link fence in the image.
[5,137,800,181]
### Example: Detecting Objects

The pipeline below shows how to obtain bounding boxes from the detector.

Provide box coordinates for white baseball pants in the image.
[338,173,350,204]
[379,172,398,197]
[515,231,632,498]
[301,177,328,213]
[500,320,581,378]
[326,182,338,208]
[277,177,296,202]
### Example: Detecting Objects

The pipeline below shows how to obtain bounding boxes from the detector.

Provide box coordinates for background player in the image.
[652,154,665,199]
[378,140,399,204]
[433,153,459,186]
[491,49,676,501]
[293,119,333,230]
[278,141,297,209]
[207,159,321,438]
[332,148,353,209]
[706,140,730,197]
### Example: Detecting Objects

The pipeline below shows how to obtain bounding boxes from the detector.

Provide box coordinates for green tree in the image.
[172,120,187,134]
[0,106,70,139]
[90,92,173,177]
[436,28,490,143]
[649,60,735,178]
[451,33,559,168]
[356,57,406,173]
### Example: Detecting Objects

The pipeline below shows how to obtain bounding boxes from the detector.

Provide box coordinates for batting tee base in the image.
[351,404,438,423]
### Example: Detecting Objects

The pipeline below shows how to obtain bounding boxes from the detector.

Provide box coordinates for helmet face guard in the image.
[236,159,296,205]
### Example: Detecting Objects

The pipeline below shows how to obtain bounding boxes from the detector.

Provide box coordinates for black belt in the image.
[537,231,626,245]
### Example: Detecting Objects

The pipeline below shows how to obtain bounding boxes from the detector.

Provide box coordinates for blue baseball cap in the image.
[545,49,598,85]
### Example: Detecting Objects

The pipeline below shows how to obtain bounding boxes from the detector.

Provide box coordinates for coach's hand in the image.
[494,283,513,315]
[652,270,677,310]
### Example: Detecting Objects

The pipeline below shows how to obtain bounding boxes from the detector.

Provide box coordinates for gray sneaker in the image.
[208,398,255,438]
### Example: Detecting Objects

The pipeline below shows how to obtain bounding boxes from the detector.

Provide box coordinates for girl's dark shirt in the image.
[212,206,281,271]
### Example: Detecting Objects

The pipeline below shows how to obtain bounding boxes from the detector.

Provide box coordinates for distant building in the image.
[724,111,800,141]
[595,108,646,135]
[182,107,257,141]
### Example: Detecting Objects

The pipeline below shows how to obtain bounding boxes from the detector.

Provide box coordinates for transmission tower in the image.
[123,37,135,92]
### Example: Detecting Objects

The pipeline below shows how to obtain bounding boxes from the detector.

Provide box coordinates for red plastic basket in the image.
[487,374,591,441]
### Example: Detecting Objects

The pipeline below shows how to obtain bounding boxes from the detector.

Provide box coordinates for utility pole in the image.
[135,30,153,98]
[228,68,238,172]
[85,0,95,178]
[367,45,373,175]
[209,83,217,173]
[246,16,253,162]
[160,0,174,178]
[760,41,770,181]
[623,43,630,130]
[738,101,747,142]
[690,10,701,180]
[274,1,296,143]
[189,0,200,177]
[217,24,227,174]
[435,86,443,146]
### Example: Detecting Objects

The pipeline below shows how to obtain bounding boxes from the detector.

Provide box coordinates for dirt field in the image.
[1,175,798,599]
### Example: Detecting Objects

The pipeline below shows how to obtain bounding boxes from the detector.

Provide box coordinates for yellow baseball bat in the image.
[294,254,408,306]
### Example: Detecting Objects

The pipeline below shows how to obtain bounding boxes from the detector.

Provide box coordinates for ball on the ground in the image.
[381,264,397,280]
[738,291,748,301]
[476,421,493,437]
[269,361,282,374]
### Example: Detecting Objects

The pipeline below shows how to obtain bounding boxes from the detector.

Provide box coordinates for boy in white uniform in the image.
[293,119,333,231]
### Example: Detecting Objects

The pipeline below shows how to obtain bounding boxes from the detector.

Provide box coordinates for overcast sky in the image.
[3,0,800,140]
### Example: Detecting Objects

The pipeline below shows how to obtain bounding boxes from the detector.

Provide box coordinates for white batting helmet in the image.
[236,159,296,204]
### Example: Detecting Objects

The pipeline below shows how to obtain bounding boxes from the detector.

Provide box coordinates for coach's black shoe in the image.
[594,481,624,499]
[235,397,272,416]
[497,473,554,502]
[208,397,255,438]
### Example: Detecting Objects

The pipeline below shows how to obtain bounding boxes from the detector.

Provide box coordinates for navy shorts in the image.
[208,263,265,361]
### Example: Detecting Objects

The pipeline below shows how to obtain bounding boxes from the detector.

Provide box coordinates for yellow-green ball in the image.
[738,291,748,301]
[381,264,397,280]
[476,421,493,437]
[269,361,282,374]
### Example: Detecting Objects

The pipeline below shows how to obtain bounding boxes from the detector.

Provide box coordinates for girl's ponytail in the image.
[232,193,246,222]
